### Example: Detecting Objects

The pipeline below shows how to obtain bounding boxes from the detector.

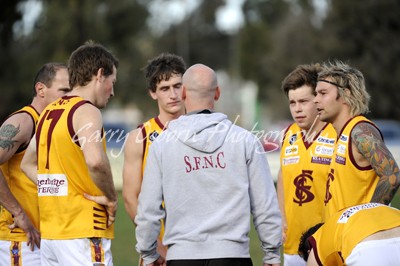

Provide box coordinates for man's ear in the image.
[96,68,104,81]
[35,82,45,98]
[182,86,187,100]
[149,89,157,100]
[214,86,220,101]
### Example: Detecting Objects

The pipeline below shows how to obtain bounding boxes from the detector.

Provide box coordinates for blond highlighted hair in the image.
[318,60,370,116]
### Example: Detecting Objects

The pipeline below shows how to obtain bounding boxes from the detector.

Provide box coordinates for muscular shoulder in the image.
[351,121,387,167]
[73,103,102,128]
[351,121,381,139]
[351,121,383,148]
[1,112,35,142]
[0,112,35,160]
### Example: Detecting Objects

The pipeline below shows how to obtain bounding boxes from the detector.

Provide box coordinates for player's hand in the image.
[282,223,287,243]
[281,230,287,243]
[84,193,118,227]
[148,255,166,266]
[9,211,40,251]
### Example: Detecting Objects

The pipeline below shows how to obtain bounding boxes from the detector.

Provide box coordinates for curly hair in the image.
[143,53,186,93]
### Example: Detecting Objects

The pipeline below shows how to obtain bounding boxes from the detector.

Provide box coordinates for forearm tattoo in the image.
[352,123,400,204]
[0,124,20,151]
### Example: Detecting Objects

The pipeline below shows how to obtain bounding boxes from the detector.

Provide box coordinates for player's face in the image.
[150,73,185,116]
[288,85,319,131]
[44,68,70,105]
[314,79,343,123]
[96,66,117,109]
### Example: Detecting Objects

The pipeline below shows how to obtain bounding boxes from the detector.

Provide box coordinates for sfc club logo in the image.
[289,134,297,145]
[149,131,159,142]
[293,170,315,206]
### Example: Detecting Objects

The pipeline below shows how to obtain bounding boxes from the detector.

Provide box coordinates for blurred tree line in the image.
[1,0,399,124]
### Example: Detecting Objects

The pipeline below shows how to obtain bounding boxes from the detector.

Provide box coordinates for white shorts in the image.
[283,253,306,266]
[41,238,113,266]
[0,240,40,266]
[346,237,400,266]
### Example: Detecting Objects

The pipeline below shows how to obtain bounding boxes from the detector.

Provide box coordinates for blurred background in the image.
[1,0,400,264]
[1,0,400,126]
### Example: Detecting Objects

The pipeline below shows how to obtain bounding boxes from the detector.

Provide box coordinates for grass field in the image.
[111,191,400,265]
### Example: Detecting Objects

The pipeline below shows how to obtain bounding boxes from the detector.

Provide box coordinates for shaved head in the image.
[182,64,220,111]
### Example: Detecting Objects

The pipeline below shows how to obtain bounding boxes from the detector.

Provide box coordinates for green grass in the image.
[112,191,400,265]
[112,193,138,265]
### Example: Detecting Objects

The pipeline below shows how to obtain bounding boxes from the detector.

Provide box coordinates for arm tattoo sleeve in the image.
[352,122,400,204]
[0,124,20,151]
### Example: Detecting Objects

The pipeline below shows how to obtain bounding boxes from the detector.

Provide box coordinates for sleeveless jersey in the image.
[138,117,165,238]
[280,123,336,254]
[0,105,40,241]
[324,116,382,219]
[36,96,113,239]
[309,203,400,265]
[139,117,165,173]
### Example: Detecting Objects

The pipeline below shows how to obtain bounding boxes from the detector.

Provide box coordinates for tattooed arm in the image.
[0,113,34,163]
[352,122,400,204]
[0,113,41,250]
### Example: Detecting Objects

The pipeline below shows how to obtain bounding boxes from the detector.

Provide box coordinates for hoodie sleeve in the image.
[135,141,165,264]
[247,136,282,264]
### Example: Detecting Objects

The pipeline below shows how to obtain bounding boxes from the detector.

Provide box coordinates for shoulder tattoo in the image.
[351,122,383,160]
[0,124,20,151]
[352,122,400,204]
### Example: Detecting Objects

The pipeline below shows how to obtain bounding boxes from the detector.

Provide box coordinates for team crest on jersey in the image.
[285,145,298,155]
[149,131,159,142]
[339,134,348,142]
[337,143,346,155]
[289,134,297,145]
[283,156,300,166]
[293,170,315,206]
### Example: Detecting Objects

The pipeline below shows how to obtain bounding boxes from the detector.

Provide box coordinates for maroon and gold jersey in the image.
[0,105,40,241]
[36,96,113,239]
[280,122,336,254]
[324,116,382,219]
[309,203,400,265]
[138,117,165,238]
[139,117,165,174]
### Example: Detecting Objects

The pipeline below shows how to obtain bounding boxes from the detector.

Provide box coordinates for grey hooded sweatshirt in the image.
[135,112,282,264]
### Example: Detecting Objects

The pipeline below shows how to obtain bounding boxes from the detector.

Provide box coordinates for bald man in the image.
[135,64,282,266]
